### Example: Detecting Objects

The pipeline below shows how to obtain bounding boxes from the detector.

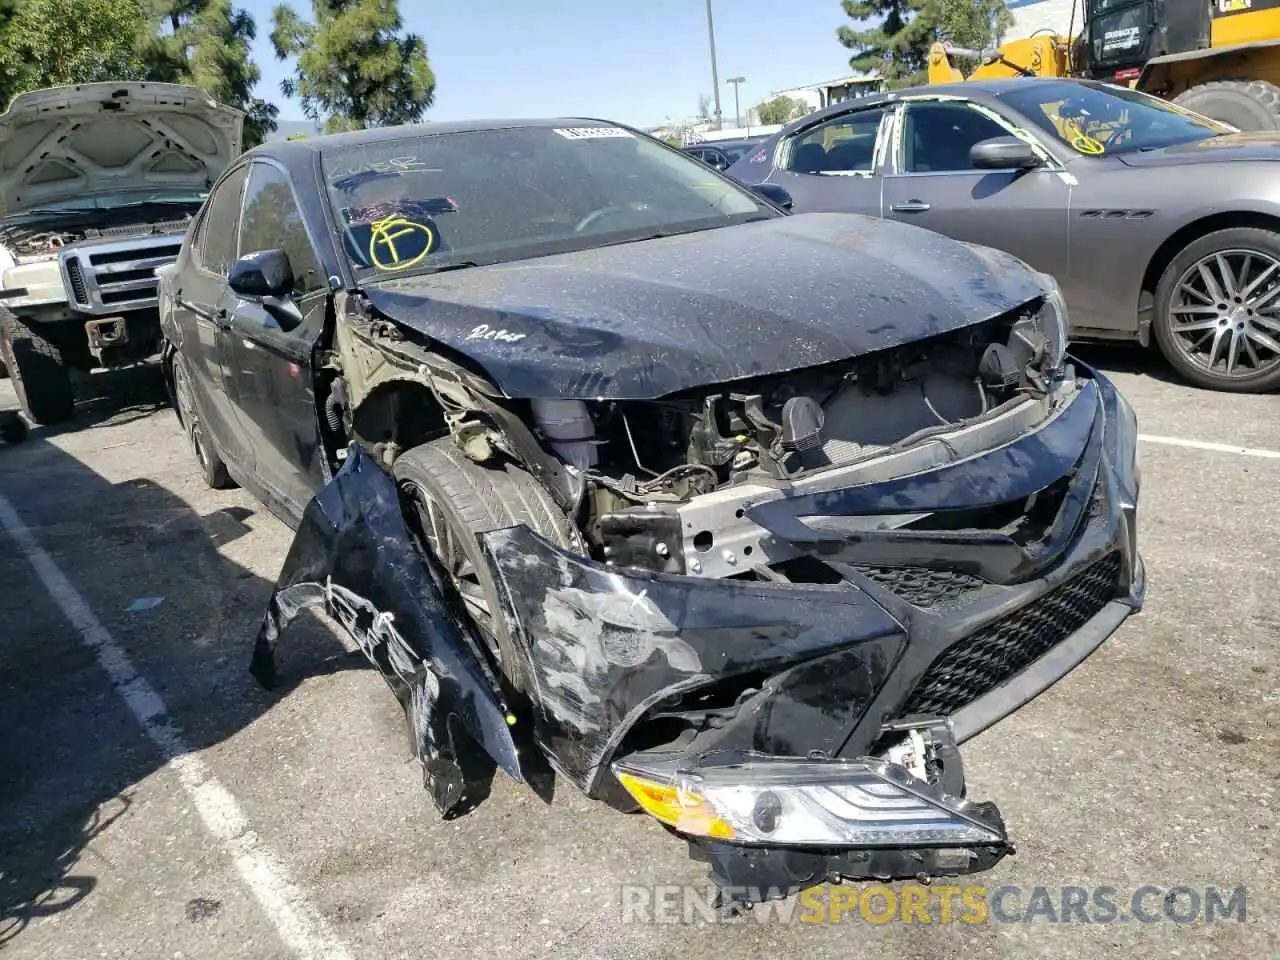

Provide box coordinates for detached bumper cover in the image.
[482,370,1142,797]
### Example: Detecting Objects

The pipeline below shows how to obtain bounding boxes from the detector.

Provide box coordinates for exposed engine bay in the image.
[0,213,195,261]
[330,297,1068,585]
[522,309,1064,579]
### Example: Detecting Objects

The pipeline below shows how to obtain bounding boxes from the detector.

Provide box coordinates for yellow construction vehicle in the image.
[927,1,1280,131]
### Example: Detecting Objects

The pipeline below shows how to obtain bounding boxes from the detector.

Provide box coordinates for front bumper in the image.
[481,370,1142,791]
[253,364,1142,901]
[480,366,1142,899]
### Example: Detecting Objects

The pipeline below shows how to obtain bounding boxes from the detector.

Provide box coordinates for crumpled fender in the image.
[249,444,525,816]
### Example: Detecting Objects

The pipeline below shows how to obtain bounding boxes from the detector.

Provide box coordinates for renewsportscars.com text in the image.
[619,883,1249,926]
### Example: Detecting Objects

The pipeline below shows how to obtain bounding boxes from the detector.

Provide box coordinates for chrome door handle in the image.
[891,200,931,213]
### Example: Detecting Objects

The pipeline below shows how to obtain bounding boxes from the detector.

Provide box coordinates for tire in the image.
[1,413,27,444]
[169,351,234,489]
[1152,227,1280,393]
[1172,80,1280,132]
[0,309,75,425]
[392,438,583,675]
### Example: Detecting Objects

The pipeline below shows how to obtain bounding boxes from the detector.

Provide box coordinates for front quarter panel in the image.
[1067,157,1280,337]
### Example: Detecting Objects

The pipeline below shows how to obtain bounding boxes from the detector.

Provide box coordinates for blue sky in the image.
[242,0,861,127]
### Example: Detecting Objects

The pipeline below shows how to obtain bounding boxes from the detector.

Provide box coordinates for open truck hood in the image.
[0,82,244,217]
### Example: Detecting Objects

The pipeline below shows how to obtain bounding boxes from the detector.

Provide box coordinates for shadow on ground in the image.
[0,431,363,947]
[1069,342,1187,387]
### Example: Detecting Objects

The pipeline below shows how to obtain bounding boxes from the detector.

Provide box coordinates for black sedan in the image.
[157,118,1143,910]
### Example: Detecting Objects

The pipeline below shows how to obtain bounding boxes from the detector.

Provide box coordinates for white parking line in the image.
[0,493,353,960]
[1138,434,1280,460]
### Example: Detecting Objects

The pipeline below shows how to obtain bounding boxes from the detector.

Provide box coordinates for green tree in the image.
[837,0,1011,89]
[935,0,1013,70]
[141,0,279,147]
[756,94,808,125]
[270,0,435,133]
[0,0,151,108]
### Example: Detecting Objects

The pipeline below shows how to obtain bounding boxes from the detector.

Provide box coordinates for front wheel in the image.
[0,309,75,424]
[392,438,583,679]
[1152,227,1280,393]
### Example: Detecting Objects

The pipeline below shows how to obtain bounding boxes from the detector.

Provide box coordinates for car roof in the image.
[777,76,1100,131]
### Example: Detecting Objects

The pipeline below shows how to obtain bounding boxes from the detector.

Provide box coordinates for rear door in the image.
[762,103,892,216]
[224,159,332,517]
[881,98,1071,280]
[171,163,254,472]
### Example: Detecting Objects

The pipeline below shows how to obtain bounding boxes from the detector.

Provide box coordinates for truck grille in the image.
[899,552,1123,717]
[59,236,183,315]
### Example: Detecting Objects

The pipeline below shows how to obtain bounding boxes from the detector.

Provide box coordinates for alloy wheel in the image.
[1167,249,1280,380]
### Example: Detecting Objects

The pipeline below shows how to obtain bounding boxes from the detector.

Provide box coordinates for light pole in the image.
[726,76,745,129]
[704,0,723,130]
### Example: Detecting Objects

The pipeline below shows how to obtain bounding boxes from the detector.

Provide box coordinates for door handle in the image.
[213,307,232,331]
[890,200,931,213]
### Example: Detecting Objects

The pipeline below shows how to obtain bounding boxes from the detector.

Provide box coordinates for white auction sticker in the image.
[553,126,634,139]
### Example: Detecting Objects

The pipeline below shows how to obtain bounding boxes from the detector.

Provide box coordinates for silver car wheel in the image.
[1168,248,1280,379]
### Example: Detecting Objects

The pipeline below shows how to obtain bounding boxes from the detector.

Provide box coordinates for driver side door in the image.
[224,160,331,520]
[881,98,1071,280]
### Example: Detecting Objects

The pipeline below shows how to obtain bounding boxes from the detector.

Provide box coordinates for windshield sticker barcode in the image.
[553,126,634,139]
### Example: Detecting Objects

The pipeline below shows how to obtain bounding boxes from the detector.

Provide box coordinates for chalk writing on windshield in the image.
[367,216,437,271]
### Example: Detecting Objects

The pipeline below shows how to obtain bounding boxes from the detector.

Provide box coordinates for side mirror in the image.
[750,182,794,211]
[970,136,1043,170]
[228,248,294,298]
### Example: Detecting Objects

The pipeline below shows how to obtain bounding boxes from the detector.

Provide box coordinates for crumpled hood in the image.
[0,82,244,217]
[361,212,1046,400]
[1114,132,1280,168]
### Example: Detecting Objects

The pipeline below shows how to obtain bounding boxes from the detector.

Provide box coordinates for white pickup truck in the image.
[0,82,243,425]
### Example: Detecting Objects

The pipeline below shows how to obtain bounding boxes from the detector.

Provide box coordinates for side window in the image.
[238,162,325,297]
[193,165,249,277]
[901,101,1014,173]
[783,108,888,175]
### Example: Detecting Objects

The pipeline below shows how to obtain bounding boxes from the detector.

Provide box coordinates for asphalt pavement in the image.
[0,346,1276,960]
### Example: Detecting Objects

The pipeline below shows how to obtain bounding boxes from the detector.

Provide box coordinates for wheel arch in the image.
[350,376,450,452]
[1136,42,1280,97]
[1140,210,1280,312]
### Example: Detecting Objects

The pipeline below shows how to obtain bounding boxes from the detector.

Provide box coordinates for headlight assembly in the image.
[613,758,1006,848]
[1031,271,1070,377]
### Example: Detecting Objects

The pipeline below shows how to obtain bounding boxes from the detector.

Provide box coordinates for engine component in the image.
[598,509,684,573]
[779,395,825,452]
[979,342,1022,392]
[531,398,598,470]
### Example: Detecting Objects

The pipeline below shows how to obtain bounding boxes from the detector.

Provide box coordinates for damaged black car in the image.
[157,118,1144,909]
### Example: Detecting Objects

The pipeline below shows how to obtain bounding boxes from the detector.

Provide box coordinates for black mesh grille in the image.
[899,552,1123,717]
[65,258,88,305]
[852,565,985,607]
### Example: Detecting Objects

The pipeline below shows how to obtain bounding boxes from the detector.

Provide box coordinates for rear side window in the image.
[193,165,248,276]
[783,107,888,175]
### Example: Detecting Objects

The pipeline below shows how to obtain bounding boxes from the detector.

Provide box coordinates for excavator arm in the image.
[927,36,1072,85]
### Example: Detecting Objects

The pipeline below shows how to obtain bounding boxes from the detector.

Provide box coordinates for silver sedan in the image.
[728,76,1280,393]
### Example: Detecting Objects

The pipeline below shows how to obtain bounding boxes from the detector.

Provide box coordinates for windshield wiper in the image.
[415,260,481,274]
